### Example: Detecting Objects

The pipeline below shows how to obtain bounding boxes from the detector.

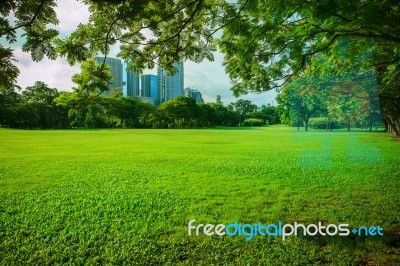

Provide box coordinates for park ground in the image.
[0,125,399,265]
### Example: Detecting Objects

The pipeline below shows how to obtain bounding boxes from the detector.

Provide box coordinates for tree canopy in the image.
[1,0,400,134]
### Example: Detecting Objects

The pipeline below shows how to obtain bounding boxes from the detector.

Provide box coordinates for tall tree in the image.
[22,81,59,129]
[0,84,23,127]
[157,96,200,128]
[327,82,370,131]
[229,99,257,124]
[2,1,400,134]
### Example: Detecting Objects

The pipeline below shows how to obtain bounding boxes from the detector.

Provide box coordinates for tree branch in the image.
[91,0,127,99]
[0,0,47,36]
[207,0,250,37]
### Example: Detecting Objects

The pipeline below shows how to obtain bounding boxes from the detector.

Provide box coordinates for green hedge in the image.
[243,118,265,127]
[309,117,328,129]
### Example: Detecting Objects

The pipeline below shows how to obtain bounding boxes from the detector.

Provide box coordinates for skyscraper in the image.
[157,62,184,105]
[126,68,140,97]
[95,57,123,96]
[141,74,158,98]
[184,87,204,103]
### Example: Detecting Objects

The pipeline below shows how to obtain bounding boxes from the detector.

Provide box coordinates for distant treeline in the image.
[275,72,386,132]
[0,82,280,129]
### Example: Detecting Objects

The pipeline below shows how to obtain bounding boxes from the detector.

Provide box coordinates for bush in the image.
[243,118,265,127]
[309,117,335,129]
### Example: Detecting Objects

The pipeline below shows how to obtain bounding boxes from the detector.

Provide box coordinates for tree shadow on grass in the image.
[303,228,400,264]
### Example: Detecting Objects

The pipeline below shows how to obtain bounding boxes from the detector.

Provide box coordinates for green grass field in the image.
[0,126,399,265]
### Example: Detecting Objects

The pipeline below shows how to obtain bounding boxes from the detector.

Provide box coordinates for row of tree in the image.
[275,71,382,131]
[0,82,280,129]
[1,1,400,135]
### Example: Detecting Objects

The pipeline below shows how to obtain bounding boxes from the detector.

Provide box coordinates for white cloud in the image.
[11,0,89,91]
[14,48,79,91]
[184,52,278,106]
[54,0,90,33]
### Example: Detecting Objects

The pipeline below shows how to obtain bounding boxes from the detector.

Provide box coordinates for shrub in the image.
[309,117,334,129]
[243,118,265,127]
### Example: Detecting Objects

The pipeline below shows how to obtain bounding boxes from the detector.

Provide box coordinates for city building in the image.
[125,68,140,97]
[157,62,184,105]
[95,57,123,96]
[184,87,204,103]
[141,74,158,99]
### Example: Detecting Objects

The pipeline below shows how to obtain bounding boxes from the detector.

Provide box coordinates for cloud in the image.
[54,0,90,33]
[9,0,89,91]
[13,48,79,91]
[183,52,278,106]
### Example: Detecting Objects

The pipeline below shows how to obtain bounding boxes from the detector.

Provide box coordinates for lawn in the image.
[0,125,399,265]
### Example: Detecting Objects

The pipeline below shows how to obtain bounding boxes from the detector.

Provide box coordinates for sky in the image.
[10,0,277,106]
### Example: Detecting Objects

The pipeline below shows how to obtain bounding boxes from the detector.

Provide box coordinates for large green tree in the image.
[218,0,400,134]
[1,0,228,87]
[2,0,400,133]
[0,84,21,126]
[156,96,200,128]
[228,99,257,124]
[219,0,400,93]
[327,82,370,131]
[21,81,60,129]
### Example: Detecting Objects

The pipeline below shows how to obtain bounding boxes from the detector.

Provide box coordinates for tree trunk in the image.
[369,115,373,132]
[388,118,400,136]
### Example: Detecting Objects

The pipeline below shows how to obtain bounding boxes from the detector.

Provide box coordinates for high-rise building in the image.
[141,74,158,99]
[126,68,140,97]
[184,87,204,103]
[95,57,123,96]
[157,62,184,105]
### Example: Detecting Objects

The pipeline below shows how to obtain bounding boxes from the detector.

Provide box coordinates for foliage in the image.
[71,58,112,96]
[0,84,21,126]
[327,81,370,131]
[217,0,400,134]
[21,81,60,129]
[205,103,240,127]
[0,0,59,86]
[1,1,399,134]
[0,82,68,129]
[54,0,224,73]
[0,46,19,87]
[156,96,200,128]
[228,99,257,124]
[219,0,400,94]
[308,117,331,130]
[245,105,280,125]
[276,70,383,131]
[242,118,264,126]
[2,81,279,129]
[275,89,290,125]
[260,104,280,124]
